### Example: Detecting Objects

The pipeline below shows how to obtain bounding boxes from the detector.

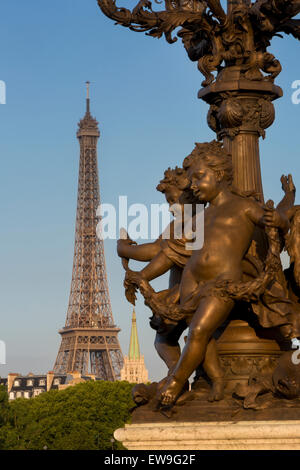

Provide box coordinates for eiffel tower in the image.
[53,83,124,380]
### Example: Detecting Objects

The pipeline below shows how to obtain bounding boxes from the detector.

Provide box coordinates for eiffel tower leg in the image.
[109,350,124,380]
[90,351,111,380]
[71,349,88,375]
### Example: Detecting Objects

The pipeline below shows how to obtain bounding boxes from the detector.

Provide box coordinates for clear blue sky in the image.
[0,0,300,381]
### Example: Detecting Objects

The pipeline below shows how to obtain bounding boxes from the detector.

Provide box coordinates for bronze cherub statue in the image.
[118,141,300,412]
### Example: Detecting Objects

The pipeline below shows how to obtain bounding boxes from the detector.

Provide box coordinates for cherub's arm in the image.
[276,174,296,218]
[117,238,161,262]
[246,199,290,234]
[117,221,175,262]
[139,251,174,282]
[124,250,175,305]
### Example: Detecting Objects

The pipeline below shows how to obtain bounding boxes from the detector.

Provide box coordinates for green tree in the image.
[0,385,10,448]
[0,381,134,450]
[0,385,9,425]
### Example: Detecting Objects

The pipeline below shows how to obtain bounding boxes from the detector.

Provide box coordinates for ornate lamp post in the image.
[97,0,300,195]
[97,0,300,389]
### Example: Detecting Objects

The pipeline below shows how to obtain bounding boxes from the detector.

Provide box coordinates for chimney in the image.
[47,371,55,392]
[7,373,19,393]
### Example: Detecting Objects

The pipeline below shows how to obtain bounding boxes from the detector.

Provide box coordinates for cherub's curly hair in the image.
[183,141,234,186]
[156,166,190,193]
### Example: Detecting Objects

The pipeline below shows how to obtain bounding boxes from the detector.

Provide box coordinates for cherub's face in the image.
[164,185,184,217]
[164,185,183,207]
[187,159,220,203]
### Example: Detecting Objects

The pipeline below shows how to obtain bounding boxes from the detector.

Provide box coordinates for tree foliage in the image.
[0,381,134,450]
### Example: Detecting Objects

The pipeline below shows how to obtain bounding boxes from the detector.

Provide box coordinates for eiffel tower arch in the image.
[54,83,124,380]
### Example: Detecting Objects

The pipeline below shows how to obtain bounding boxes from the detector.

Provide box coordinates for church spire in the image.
[120,308,148,383]
[129,309,140,360]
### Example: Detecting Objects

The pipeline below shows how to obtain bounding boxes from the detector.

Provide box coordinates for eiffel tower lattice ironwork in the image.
[54,83,124,380]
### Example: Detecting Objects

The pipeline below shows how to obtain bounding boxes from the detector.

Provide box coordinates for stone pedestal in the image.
[114,421,300,450]
[217,318,282,392]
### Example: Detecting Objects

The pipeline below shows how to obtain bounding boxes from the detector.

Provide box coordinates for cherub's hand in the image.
[264,202,288,232]
[123,269,144,305]
[281,174,295,194]
[117,238,137,258]
[124,270,143,288]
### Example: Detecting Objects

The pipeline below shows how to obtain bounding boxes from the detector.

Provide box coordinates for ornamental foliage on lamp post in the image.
[97,0,300,86]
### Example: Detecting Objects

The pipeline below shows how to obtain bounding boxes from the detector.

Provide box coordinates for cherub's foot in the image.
[159,376,184,408]
[208,378,224,402]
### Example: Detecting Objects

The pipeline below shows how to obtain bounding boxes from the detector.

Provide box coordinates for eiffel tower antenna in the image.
[86,81,90,113]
